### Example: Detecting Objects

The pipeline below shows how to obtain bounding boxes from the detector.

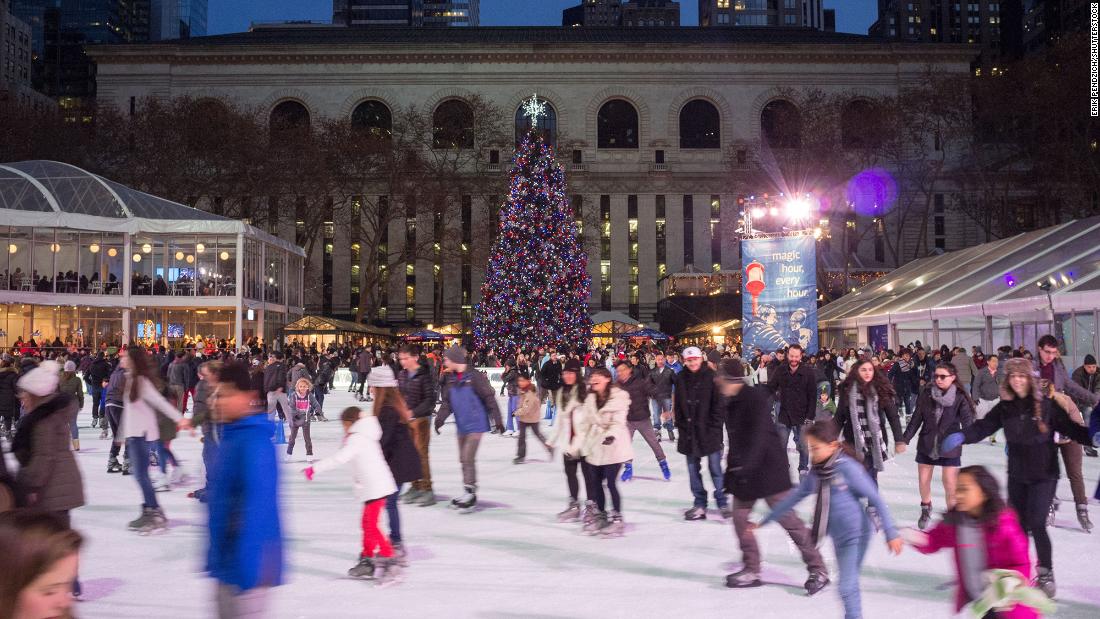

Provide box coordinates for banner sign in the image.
[741,235,818,353]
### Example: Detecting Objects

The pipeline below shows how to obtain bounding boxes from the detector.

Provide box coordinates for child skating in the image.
[286,378,319,463]
[304,406,399,585]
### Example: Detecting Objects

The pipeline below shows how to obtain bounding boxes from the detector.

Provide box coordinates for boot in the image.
[71,439,80,452]
[599,510,624,537]
[512,456,525,465]
[620,462,633,483]
[726,568,762,588]
[1077,504,1093,533]
[347,556,375,579]
[392,542,409,567]
[128,507,151,530]
[91,417,98,429]
[666,427,675,442]
[580,500,598,529]
[451,485,477,511]
[400,487,422,504]
[153,471,171,493]
[107,456,122,474]
[684,506,707,521]
[557,500,581,522]
[121,456,132,476]
[1047,498,1059,527]
[583,510,606,536]
[1085,446,1098,458]
[1035,567,1056,598]
[416,490,437,507]
[917,503,933,530]
[139,508,167,535]
[718,505,733,520]
[804,570,830,595]
[374,556,399,586]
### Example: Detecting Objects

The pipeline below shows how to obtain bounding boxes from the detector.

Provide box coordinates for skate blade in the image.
[137,527,167,536]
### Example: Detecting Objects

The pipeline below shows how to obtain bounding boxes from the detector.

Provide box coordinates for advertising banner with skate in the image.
[741,235,818,353]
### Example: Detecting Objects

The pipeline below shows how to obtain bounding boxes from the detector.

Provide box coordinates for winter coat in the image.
[649,365,675,400]
[971,366,1003,402]
[1070,366,1100,411]
[550,385,588,455]
[206,413,283,592]
[581,388,633,466]
[12,393,84,512]
[86,358,111,386]
[769,362,818,426]
[672,365,724,457]
[0,366,20,418]
[954,356,974,386]
[617,373,653,423]
[376,405,421,486]
[121,375,183,441]
[437,370,502,436]
[262,362,287,394]
[540,360,563,391]
[191,378,215,428]
[168,359,190,388]
[312,416,396,502]
[913,509,1037,618]
[287,364,311,392]
[398,365,437,419]
[902,384,974,460]
[1039,358,1099,409]
[887,361,919,396]
[286,390,320,429]
[514,388,542,424]
[104,365,126,405]
[723,384,791,501]
[356,351,373,374]
[58,372,84,410]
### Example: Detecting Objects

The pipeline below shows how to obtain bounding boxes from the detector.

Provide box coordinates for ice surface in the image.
[64,390,1100,618]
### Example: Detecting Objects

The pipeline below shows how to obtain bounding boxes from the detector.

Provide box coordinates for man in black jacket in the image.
[718,358,828,593]
[263,352,289,421]
[674,347,726,521]
[540,352,563,424]
[768,344,817,475]
[616,361,669,483]
[649,352,676,441]
[398,345,438,506]
[86,352,111,429]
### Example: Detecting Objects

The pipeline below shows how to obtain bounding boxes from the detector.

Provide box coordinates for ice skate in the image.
[99,427,109,440]
[400,487,422,504]
[1047,498,1059,527]
[392,543,409,567]
[1035,567,1056,598]
[91,417,98,429]
[583,510,606,535]
[107,456,122,474]
[121,457,131,476]
[580,500,598,529]
[683,506,706,521]
[416,491,437,507]
[557,500,581,522]
[620,462,633,483]
[666,428,675,442]
[512,456,525,464]
[718,505,733,520]
[451,485,477,512]
[804,571,830,595]
[599,511,624,537]
[128,507,150,530]
[169,466,187,486]
[917,503,932,530]
[1085,445,1098,457]
[725,568,762,589]
[135,508,167,535]
[374,556,399,587]
[152,472,171,493]
[659,459,671,481]
[347,556,375,579]
[1077,504,1093,532]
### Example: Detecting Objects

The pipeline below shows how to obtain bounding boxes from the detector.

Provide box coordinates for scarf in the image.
[810,451,841,547]
[848,384,886,472]
[895,358,911,374]
[956,515,987,603]
[928,384,957,459]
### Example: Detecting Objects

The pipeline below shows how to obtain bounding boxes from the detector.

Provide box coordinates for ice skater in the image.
[370,365,423,567]
[550,359,591,522]
[615,360,669,483]
[750,420,903,619]
[285,378,319,462]
[305,406,400,585]
[512,371,552,465]
[579,368,632,536]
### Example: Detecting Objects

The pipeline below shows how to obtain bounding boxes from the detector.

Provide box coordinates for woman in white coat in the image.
[305,406,399,584]
[549,359,590,522]
[580,367,633,537]
[120,347,190,534]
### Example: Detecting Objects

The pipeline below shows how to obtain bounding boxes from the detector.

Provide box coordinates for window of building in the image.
[841,100,881,149]
[269,100,310,138]
[679,99,721,149]
[710,195,721,270]
[515,100,556,147]
[760,99,801,149]
[351,100,392,140]
[597,99,639,149]
[432,99,474,149]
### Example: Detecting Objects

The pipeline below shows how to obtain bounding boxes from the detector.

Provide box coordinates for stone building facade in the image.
[89,26,979,326]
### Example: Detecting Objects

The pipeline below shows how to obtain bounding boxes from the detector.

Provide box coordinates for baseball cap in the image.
[682,346,703,360]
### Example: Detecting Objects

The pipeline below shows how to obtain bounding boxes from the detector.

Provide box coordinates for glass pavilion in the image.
[818,215,1100,367]
[0,161,305,351]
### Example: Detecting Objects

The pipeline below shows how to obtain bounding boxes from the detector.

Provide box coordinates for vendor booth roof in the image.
[678,318,741,337]
[0,160,302,255]
[283,316,392,337]
[589,311,641,327]
[819,216,1100,325]
[619,327,671,340]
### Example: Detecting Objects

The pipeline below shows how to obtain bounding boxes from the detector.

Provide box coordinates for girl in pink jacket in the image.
[906,465,1045,618]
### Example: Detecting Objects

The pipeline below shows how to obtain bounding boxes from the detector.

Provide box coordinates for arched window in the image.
[515,101,557,148]
[597,99,639,149]
[760,99,801,149]
[269,100,311,138]
[351,100,392,141]
[679,99,721,149]
[841,99,880,149]
[432,99,474,149]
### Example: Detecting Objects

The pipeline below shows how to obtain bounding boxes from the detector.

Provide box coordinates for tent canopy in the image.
[283,315,392,338]
[819,215,1100,327]
[403,329,448,341]
[678,318,741,337]
[589,311,640,335]
[619,327,671,340]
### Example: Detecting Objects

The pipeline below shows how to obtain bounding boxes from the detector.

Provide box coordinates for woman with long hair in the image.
[369,365,421,567]
[0,511,83,619]
[834,359,904,490]
[579,367,632,537]
[120,347,190,534]
[550,359,589,522]
[902,362,975,530]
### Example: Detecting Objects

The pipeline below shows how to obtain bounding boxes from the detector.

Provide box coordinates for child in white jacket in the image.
[304,406,398,584]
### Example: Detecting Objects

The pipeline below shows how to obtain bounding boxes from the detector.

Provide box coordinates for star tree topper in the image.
[522,92,547,123]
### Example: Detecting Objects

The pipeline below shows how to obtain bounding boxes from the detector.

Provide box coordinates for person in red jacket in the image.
[906,465,1043,618]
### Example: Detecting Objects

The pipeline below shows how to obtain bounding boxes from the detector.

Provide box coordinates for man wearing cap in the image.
[768,343,817,476]
[435,345,504,510]
[674,346,727,520]
[716,358,828,593]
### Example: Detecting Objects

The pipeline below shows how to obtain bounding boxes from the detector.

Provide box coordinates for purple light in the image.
[846,168,898,216]
[1005,274,1016,287]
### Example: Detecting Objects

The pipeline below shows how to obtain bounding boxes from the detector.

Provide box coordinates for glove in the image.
[303,467,315,481]
[434,417,445,435]
[941,432,965,453]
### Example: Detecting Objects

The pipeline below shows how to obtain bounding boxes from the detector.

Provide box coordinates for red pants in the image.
[361,499,393,558]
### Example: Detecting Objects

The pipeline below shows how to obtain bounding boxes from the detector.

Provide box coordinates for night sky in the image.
[209,1,878,36]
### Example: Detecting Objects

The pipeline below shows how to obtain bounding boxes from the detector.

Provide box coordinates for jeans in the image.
[199,422,221,501]
[544,389,558,425]
[386,484,403,544]
[626,420,666,462]
[106,403,125,458]
[777,422,809,471]
[312,386,326,414]
[834,531,872,619]
[650,398,673,431]
[457,432,482,487]
[126,436,159,508]
[506,395,519,432]
[686,451,727,508]
[266,391,290,421]
[156,441,177,475]
[90,384,104,421]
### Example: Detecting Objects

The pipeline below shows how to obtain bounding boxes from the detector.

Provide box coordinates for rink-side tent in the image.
[818,215,1100,367]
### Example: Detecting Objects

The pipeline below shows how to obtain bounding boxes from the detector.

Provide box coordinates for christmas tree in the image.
[473,95,592,351]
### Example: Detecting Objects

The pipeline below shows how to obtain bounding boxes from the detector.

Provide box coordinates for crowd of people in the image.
[0,333,1097,618]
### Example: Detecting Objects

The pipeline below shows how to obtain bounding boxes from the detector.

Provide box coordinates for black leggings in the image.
[584,462,623,513]
[564,456,591,501]
[1008,477,1057,569]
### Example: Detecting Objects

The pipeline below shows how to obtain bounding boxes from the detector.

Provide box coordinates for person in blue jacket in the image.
[206,361,284,618]
[750,419,903,619]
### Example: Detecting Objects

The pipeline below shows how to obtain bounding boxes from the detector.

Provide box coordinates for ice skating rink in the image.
[70,390,1100,618]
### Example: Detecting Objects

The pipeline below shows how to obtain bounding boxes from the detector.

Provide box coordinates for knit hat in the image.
[563,358,582,373]
[63,360,76,372]
[1085,354,1098,366]
[717,358,746,383]
[444,345,468,364]
[366,364,398,388]
[17,360,61,396]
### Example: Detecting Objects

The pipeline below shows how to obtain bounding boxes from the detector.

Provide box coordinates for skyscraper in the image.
[334,1,478,27]
[563,0,680,27]
[698,0,828,29]
[150,0,206,40]
[868,1,1010,72]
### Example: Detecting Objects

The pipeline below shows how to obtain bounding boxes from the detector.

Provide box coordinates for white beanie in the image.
[18,360,61,396]
[63,360,77,373]
[366,364,398,388]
